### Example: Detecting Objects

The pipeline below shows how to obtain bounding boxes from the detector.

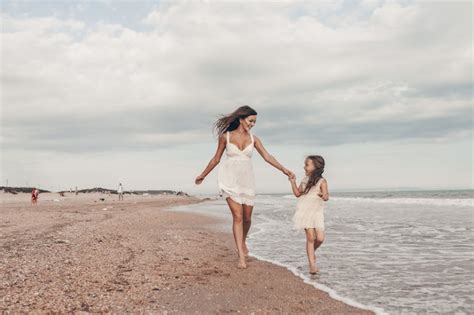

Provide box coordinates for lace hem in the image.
[220,189,255,206]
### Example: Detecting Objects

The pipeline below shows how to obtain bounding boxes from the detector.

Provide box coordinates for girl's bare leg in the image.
[314,230,325,251]
[226,197,247,269]
[312,229,325,273]
[305,228,319,274]
[242,204,253,256]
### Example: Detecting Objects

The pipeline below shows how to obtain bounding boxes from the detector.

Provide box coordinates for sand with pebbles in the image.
[0,191,373,314]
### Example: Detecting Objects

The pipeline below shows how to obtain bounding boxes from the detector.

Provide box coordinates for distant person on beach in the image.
[31,187,39,205]
[117,183,124,201]
[195,105,295,269]
[75,186,78,195]
[288,155,329,274]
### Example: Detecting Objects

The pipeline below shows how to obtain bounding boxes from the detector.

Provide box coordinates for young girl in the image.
[288,155,329,274]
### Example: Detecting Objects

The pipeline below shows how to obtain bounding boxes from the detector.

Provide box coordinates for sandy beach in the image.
[0,191,373,314]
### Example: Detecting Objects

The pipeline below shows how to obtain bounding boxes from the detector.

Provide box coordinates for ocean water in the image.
[167,190,474,315]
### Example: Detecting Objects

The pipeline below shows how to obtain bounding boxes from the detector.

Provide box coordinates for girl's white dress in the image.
[217,131,256,206]
[292,176,325,230]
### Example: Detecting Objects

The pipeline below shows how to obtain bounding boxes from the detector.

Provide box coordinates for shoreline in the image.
[1,192,374,314]
[166,199,384,315]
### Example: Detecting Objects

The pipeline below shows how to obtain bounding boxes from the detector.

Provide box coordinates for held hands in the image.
[283,169,296,182]
[288,173,296,182]
[282,168,295,178]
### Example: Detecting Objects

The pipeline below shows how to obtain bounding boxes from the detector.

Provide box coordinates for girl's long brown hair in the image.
[302,155,325,195]
[213,105,258,136]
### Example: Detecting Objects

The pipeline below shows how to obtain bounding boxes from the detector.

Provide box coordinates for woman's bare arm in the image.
[195,134,226,185]
[254,135,294,177]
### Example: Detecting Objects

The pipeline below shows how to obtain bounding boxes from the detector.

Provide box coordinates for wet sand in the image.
[0,191,373,314]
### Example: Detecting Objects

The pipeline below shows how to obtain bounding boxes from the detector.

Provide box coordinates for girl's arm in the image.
[318,178,329,201]
[195,134,226,185]
[289,176,304,197]
[254,135,295,178]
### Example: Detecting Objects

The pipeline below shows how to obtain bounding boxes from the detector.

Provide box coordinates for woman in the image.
[195,105,295,269]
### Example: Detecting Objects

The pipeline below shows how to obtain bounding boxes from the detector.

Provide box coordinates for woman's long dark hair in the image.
[213,105,257,136]
[302,155,325,195]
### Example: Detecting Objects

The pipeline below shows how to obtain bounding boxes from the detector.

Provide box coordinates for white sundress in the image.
[292,176,325,231]
[217,131,256,206]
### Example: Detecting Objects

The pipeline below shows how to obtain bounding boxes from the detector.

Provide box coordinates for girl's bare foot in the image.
[309,264,320,274]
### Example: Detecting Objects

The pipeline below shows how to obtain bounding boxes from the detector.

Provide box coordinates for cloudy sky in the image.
[0,0,472,194]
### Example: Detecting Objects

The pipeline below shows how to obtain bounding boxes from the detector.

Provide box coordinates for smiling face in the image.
[239,115,257,131]
[304,158,316,176]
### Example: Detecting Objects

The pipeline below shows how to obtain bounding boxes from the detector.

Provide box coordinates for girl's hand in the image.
[319,178,329,201]
[318,192,329,201]
[195,174,205,185]
[318,192,329,200]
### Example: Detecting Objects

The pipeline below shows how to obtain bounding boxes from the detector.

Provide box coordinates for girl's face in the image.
[304,158,316,175]
[240,115,257,131]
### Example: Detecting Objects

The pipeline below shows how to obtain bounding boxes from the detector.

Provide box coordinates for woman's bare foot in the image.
[237,256,247,269]
[235,247,249,257]
[242,243,249,256]
[309,264,320,274]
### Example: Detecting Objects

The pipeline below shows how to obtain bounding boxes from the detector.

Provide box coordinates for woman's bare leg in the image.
[242,204,253,256]
[226,197,247,269]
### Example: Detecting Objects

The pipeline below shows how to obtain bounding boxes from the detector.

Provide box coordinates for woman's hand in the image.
[195,174,205,185]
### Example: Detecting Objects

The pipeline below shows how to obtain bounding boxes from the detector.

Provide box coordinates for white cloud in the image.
[0,0,472,190]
